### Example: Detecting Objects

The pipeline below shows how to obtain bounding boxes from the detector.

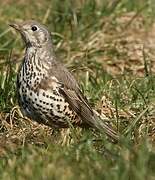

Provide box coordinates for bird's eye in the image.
[31,26,38,31]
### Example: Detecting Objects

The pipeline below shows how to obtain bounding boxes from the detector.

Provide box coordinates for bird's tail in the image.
[91,110,119,142]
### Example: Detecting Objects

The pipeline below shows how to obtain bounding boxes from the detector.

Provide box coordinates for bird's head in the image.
[9,20,51,48]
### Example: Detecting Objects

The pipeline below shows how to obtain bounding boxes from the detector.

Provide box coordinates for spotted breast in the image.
[17,46,80,128]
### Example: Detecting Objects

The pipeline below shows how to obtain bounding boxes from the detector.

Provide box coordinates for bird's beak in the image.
[9,22,22,31]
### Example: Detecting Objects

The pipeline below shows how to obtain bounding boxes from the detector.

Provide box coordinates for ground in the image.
[0,0,155,180]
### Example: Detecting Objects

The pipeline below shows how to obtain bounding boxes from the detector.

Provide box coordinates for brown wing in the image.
[59,87,95,126]
[38,62,119,141]
[59,87,119,141]
[35,61,93,121]
[48,62,94,117]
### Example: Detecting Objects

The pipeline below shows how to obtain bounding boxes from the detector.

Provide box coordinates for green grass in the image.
[0,139,154,180]
[0,0,155,179]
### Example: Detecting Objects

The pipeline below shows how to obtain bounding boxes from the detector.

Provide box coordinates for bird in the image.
[9,20,119,141]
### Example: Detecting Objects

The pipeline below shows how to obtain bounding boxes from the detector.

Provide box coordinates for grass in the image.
[0,0,155,179]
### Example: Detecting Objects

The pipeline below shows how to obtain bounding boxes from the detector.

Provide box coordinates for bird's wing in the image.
[36,61,93,121]
[59,87,95,126]
[38,62,119,141]
[48,62,94,116]
[59,86,119,142]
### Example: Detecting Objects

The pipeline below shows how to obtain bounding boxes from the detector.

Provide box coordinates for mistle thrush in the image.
[9,20,119,141]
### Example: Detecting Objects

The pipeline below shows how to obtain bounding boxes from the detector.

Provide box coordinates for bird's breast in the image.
[17,69,78,127]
